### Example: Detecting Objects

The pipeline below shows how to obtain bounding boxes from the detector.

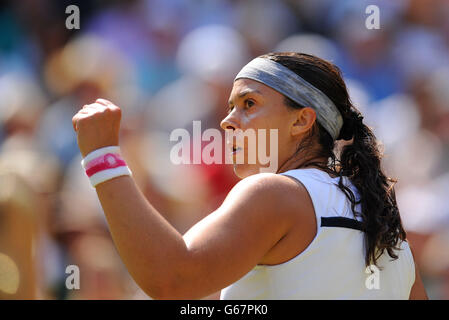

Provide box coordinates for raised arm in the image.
[72,100,304,299]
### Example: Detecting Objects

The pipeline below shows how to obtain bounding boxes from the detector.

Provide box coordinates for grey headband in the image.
[235,57,343,140]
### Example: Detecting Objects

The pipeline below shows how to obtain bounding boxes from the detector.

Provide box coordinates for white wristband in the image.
[81,146,132,188]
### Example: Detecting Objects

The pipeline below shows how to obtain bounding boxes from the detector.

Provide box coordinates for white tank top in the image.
[220,168,415,299]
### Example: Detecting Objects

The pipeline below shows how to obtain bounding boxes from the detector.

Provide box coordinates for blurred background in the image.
[0,0,448,300]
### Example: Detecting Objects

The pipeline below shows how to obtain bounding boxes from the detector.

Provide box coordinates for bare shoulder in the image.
[181,172,318,290]
[218,172,316,252]
[226,173,310,203]
[224,172,312,220]
[232,173,317,265]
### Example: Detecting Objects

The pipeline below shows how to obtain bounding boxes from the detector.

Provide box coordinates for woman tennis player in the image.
[72,52,428,299]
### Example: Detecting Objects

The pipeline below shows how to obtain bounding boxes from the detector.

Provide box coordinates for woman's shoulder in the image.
[231,172,310,199]
[281,167,339,182]
[229,173,316,266]
[227,172,314,221]
[231,170,342,208]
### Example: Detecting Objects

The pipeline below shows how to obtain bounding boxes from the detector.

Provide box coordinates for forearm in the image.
[95,175,189,298]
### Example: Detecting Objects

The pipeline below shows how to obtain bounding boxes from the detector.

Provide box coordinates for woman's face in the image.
[221,78,309,179]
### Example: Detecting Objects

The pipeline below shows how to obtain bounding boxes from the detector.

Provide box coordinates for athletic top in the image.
[220,168,415,299]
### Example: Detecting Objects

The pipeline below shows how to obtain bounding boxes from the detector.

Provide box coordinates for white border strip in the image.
[88,166,132,188]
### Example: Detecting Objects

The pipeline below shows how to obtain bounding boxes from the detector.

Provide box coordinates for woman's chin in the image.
[233,163,260,179]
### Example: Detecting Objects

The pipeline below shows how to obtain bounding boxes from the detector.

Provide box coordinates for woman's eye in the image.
[227,100,254,114]
[245,99,255,109]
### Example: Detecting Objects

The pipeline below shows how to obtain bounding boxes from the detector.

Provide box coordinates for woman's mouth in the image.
[232,146,243,154]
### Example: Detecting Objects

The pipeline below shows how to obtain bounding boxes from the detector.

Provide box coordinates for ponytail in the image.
[337,110,406,267]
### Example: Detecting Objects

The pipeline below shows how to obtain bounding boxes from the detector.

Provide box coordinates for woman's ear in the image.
[291,107,317,137]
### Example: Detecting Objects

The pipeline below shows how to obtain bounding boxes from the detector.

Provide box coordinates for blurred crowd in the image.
[0,0,448,299]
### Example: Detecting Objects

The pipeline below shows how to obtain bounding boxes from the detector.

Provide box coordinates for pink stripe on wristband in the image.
[85,153,127,177]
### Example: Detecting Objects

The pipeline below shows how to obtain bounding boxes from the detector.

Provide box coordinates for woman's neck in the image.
[277,153,329,174]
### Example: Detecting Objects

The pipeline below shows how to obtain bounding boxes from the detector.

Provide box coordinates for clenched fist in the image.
[72,98,122,157]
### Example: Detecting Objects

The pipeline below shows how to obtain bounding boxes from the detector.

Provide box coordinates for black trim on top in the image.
[321,216,365,232]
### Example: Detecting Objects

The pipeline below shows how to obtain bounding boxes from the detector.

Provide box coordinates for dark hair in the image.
[259,52,407,268]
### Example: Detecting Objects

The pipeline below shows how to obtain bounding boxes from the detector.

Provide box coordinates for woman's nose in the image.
[220,111,240,131]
